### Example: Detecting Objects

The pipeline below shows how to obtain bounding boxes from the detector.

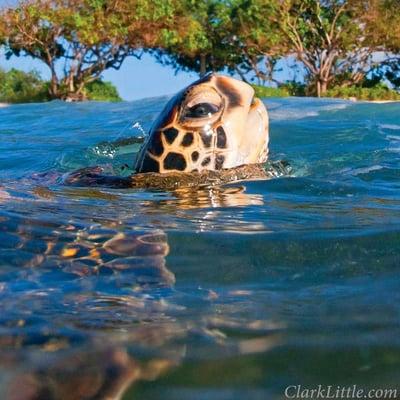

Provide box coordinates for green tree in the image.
[85,80,121,102]
[355,0,400,90]
[154,0,235,77]
[278,0,377,96]
[358,0,400,52]
[0,0,187,101]
[0,68,49,103]
[0,67,121,103]
[221,0,286,85]
[0,0,132,100]
[155,0,286,83]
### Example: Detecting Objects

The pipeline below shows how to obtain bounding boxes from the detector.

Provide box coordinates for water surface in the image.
[0,97,399,399]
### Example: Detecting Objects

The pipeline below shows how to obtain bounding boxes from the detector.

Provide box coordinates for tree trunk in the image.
[68,74,74,93]
[320,80,328,96]
[316,80,321,97]
[49,72,59,99]
[199,54,207,77]
[46,60,59,98]
[316,78,328,97]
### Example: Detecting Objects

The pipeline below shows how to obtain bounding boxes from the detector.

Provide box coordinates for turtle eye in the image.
[184,103,220,119]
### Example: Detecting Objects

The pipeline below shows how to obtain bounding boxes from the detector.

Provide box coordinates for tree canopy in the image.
[0,0,192,100]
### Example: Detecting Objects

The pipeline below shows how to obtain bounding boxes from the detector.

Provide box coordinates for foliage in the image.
[0,67,121,103]
[85,80,121,102]
[252,85,290,98]
[154,0,239,76]
[350,0,400,93]
[223,0,286,84]
[277,0,375,96]
[0,68,49,103]
[0,0,188,100]
[156,0,396,95]
[325,84,400,101]
[252,81,306,98]
[356,0,400,52]
[156,0,286,81]
[280,81,307,97]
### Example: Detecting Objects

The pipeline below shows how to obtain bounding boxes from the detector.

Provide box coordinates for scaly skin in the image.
[135,73,269,174]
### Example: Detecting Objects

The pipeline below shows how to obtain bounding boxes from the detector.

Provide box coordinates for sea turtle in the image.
[65,73,282,190]
[135,73,269,173]
[1,70,280,272]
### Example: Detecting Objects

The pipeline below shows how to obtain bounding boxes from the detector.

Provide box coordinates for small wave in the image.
[0,103,9,108]
[267,99,350,121]
[342,165,384,176]
[270,109,319,121]
[320,103,349,112]
[379,124,400,130]
[386,134,400,153]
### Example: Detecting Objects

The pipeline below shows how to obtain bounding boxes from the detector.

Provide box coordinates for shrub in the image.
[253,80,400,101]
[252,81,306,98]
[325,84,400,101]
[252,85,290,98]
[280,81,307,96]
[0,68,49,103]
[0,69,122,103]
[85,80,121,102]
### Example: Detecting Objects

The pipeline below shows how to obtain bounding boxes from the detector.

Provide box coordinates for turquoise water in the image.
[0,97,399,399]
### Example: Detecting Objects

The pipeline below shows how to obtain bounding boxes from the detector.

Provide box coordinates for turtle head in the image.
[135,73,269,173]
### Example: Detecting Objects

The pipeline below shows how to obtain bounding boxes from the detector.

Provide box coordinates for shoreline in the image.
[364,100,400,103]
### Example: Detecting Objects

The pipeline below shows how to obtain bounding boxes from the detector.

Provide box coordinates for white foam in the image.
[0,103,9,108]
[387,135,400,141]
[266,99,351,121]
[341,165,384,176]
[380,124,400,130]
[270,109,319,121]
[319,103,349,112]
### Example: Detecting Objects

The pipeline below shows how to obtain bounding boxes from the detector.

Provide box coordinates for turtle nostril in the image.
[250,97,261,108]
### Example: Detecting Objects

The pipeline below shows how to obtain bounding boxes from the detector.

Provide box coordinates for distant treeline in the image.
[0,68,121,103]
[1,0,400,101]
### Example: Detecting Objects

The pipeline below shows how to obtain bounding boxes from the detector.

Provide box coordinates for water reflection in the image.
[0,179,283,399]
[164,185,264,210]
[141,185,264,213]
[0,213,180,398]
[141,185,268,232]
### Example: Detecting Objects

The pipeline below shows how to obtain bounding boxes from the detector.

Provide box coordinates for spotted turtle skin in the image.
[135,73,269,174]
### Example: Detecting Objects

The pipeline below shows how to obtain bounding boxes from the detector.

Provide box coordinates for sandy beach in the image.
[347,97,400,103]
[367,100,400,103]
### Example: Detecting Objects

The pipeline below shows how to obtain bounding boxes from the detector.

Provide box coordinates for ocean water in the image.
[0,96,399,399]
